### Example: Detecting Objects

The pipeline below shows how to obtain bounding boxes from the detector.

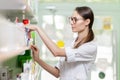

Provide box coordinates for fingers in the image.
[31,45,37,50]
[30,45,39,53]
[30,45,39,61]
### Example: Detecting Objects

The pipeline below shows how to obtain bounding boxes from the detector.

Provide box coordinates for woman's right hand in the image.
[31,45,40,62]
[25,24,39,31]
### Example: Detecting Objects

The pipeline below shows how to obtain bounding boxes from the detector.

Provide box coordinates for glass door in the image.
[91,16,117,80]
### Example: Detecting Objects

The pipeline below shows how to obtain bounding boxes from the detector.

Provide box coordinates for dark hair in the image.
[74,6,94,48]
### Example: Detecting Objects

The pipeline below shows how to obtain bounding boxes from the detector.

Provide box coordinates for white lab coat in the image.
[55,40,97,80]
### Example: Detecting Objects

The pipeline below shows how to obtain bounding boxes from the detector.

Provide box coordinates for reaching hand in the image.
[25,24,38,31]
[31,45,40,62]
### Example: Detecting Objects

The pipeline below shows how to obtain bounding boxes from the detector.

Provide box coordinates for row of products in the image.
[17,60,39,80]
[15,17,33,47]
[15,17,39,80]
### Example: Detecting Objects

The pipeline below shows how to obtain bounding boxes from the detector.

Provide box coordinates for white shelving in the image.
[0,0,38,23]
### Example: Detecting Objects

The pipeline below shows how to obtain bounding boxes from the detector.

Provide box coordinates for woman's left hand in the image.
[31,45,40,62]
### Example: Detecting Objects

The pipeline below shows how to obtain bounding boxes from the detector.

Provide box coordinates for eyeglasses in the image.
[69,17,83,24]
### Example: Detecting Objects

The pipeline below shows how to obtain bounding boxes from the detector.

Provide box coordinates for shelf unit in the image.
[0,0,38,23]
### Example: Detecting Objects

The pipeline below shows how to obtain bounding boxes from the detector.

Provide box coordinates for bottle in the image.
[22,19,31,46]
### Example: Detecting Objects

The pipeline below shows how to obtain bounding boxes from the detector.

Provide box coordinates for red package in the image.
[22,19,29,25]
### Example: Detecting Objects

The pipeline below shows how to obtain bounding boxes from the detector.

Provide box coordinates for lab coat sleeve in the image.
[55,60,60,70]
[65,42,97,62]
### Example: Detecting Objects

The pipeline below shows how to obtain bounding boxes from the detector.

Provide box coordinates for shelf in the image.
[0,0,38,23]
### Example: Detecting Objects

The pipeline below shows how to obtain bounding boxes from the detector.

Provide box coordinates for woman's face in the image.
[70,11,89,33]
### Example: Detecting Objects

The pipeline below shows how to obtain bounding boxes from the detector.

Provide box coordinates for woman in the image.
[29,6,97,80]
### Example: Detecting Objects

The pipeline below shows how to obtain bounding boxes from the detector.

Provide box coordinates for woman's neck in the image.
[74,27,89,48]
[77,27,89,42]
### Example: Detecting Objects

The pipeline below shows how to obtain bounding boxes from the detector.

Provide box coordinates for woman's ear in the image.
[85,19,90,26]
